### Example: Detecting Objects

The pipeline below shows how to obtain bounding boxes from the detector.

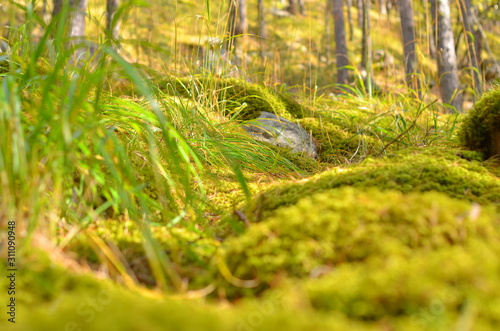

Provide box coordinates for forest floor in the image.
[1,1,500,330]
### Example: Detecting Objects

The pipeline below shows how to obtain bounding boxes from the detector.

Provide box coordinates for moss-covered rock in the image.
[298,117,381,163]
[220,188,499,295]
[459,87,500,158]
[271,89,314,119]
[245,148,500,219]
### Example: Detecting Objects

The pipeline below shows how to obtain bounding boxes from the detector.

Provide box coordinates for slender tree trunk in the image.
[238,0,248,37]
[346,0,354,41]
[227,0,238,50]
[227,0,247,39]
[69,0,87,38]
[399,0,420,94]
[226,0,247,71]
[357,0,363,28]
[106,0,120,40]
[258,0,266,38]
[473,27,482,66]
[424,0,437,59]
[430,0,462,111]
[361,0,372,95]
[288,0,304,15]
[52,0,63,17]
[258,0,266,59]
[332,0,349,85]
[459,0,481,98]
[298,0,305,15]
[325,0,332,62]
[52,0,87,38]
[379,0,388,15]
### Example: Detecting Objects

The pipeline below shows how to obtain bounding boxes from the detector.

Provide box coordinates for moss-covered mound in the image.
[258,141,324,173]
[271,89,314,118]
[301,241,500,321]
[298,117,381,163]
[159,77,299,121]
[459,87,500,158]
[6,250,379,331]
[66,220,220,289]
[245,148,500,220]
[221,188,499,295]
[261,239,500,329]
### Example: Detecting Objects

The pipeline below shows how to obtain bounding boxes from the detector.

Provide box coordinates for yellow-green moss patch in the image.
[220,188,499,295]
[459,87,500,158]
[66,220,220,288]
[246,147,500,219]
[299,239,500,326]
[298,117,381,163]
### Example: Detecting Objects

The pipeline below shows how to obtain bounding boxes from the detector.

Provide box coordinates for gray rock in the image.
[242,111,318,158]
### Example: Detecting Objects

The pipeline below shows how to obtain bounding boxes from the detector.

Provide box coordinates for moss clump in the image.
[221,188,498,294]
[10,251,378,331]
[298,117,381,163]
[66,220,220,288]
[159,77,292,121]
[271,89,314,118]
[459,87,500,158]
[246,147,500,219]
[285,239,500,327]
[258,141,324,173]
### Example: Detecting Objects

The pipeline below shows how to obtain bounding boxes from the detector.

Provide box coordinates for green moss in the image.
[246,147,500,219]
[159,77,292,121]
[300,239,500,326]
[66,220,220,289]
[459,87,500,158]
[259,141,324,173]
[9,236,500,330]
[221,188,499,294]
[297,117,381,163]
[271,89,314,119]
[7,251,379,331]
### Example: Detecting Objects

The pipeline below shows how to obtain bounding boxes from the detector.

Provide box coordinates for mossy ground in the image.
[220,188,499,295]
[459,87,500,158]
[241,147,500,222]
[3,0,500,328]
[11,84,500,330]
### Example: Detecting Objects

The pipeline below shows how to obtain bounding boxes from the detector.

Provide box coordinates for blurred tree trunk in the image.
[227,0,248,50]
[298,0,305,15]
[361,0,372,95]
[379,0,387,15]
[356,0,363,28]
[258,0,266,38]
[423,0,437,59]
[106,0,120,40]
[459,0,481,98]
[288,0,305,15]
[399,0,420,94]
[69,0,87,38]
[430,0,462,111]
[332,0,349,85]
[346,0,354,41]
[52,0,87,38]
[258,0,266,58]
[52,0,63,17]
[325,0,331,61]
[226,0,247,73]
[473,28,482,67]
